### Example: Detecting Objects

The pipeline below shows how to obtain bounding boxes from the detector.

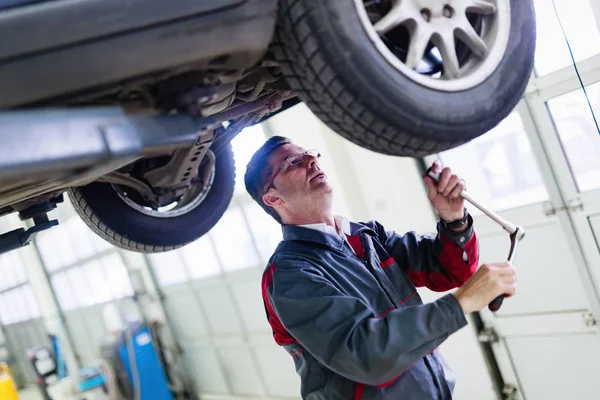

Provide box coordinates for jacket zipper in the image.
[357,234,397,308]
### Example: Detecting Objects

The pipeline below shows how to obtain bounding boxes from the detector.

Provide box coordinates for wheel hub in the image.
[415,0,445,18]
[356,0,510,91]
[113,151,217,219]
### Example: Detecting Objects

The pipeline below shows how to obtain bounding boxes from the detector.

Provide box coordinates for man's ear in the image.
[263,189,283,208]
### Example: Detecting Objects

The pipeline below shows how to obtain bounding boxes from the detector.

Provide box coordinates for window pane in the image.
[52,273,78,311]
[534,0,600,76]
[0,291,16,324]
[243,202,282,263]
[438,113,548,214]
[67,267,95,308]
[9,287,33,322]
[181,236,221,280]
[101,253,133,299]
[210,208,259,272]
[67,218,100,261]
[38,224,78,271]
[547,82,600,192]
[21,285,41,320]
[9,253,27,286]
[2,289,26,324]
[83,260,113,304]
[36,231,63,272]
[149,251,188,286]
[0,252,26,291]
[232,124,267,196]
[0,292,10,324]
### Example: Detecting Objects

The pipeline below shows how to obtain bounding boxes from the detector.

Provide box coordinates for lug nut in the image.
[421,8,431,22]
[443,5,453,18]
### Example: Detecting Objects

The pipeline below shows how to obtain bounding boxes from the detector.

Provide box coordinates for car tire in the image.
[273,0,536,157]
[68,144,236,253]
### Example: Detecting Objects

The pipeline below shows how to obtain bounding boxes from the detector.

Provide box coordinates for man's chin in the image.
[319,183,334,195]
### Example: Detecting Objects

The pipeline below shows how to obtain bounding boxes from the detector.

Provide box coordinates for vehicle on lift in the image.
[0,0,536,253]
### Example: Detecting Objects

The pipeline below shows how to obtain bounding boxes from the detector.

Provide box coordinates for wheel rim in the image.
[355,0,511,91]
[112,156,217,219]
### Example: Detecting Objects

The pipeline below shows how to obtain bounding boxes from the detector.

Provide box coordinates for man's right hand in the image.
[453,261,517,314]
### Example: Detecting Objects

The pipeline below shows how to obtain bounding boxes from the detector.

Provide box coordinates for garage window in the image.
[435,111,549,213]
[534,0,600,77]
[50,252,132,311]
[36,217,111,272]
[149,125,281,287]
[547,81,600,192]
[0,252,41,324]
[36,215,132,311]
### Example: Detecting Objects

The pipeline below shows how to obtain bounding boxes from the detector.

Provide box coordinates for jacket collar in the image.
[281,219,374,250]
[298,216,351,237]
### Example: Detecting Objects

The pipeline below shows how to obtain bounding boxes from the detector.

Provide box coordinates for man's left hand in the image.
[422,161,466,223]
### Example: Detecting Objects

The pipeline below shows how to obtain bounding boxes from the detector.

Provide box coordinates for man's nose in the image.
[305,154,319,169]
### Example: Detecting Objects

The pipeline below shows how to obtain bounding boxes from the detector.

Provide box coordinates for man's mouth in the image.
[310,172,326,182]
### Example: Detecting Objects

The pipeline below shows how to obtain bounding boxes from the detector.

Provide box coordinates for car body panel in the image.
[0,0,277,107]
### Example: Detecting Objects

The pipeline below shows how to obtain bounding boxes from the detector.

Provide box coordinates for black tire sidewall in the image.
[77,144,235,248]
[285,0,536,142]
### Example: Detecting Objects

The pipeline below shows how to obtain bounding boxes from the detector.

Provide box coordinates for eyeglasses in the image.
[263,149,321,192]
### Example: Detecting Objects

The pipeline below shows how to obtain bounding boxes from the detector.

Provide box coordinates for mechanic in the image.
[244,136,517,399]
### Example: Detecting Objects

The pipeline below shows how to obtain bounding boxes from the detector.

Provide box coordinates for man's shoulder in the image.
[349,219,386,236]
[264,234,349,276]
[266,241,318,269]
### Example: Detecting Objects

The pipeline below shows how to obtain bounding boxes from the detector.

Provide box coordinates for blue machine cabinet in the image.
[117,323,173,400]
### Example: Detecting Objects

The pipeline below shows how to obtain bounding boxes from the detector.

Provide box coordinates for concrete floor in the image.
[17,387,47,400]
[18,384,106,400]
[18,386,79,400]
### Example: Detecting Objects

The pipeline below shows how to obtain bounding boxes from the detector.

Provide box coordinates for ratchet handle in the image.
[427,165,524,313]
[488,295,505,312]
[488,229,523,312]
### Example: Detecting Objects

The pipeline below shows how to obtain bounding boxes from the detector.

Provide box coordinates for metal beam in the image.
[27,232,83,375]
[590,0,600,37]
[140,253,199,398]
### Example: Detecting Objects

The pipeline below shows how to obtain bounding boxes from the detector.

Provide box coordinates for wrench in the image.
[427,167,526,312]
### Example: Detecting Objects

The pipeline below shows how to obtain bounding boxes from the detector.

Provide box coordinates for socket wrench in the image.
[427,167,526,312]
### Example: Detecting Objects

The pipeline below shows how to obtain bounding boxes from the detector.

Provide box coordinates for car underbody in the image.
[0,0,536,254]
[0,0,298,248]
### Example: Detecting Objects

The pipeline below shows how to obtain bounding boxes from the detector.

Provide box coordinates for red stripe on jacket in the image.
[380,257,395,268]
[372,289,418,387]
[354,383,365,400]
[407,232,479,292]
[347,235,365,259]
[261,264,297,345]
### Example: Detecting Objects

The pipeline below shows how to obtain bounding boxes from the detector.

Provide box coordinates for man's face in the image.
[262,144,333,218]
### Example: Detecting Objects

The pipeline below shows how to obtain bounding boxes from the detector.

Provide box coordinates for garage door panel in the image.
[193,283,243,335]
[83,307,107,350]
[65,316,95,364]
[65,315,88,348]
[478,223,589,315]
[218,346,265,396]
[437,323,497,400]
[230,280,270,333]
[3,318,47,385]
[507,334,600,400]
[184,344,230,395]
[164,291,209,339]
[254,345,301,398]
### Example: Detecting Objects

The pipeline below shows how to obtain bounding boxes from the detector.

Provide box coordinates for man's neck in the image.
[284,212,335,229]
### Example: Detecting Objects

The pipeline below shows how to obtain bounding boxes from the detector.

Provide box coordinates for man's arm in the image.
[266,261,468,386]
[379,161,478,291]
[373,215,479,292]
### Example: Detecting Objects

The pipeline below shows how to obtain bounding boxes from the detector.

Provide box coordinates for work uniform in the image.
[261,215,479,399]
